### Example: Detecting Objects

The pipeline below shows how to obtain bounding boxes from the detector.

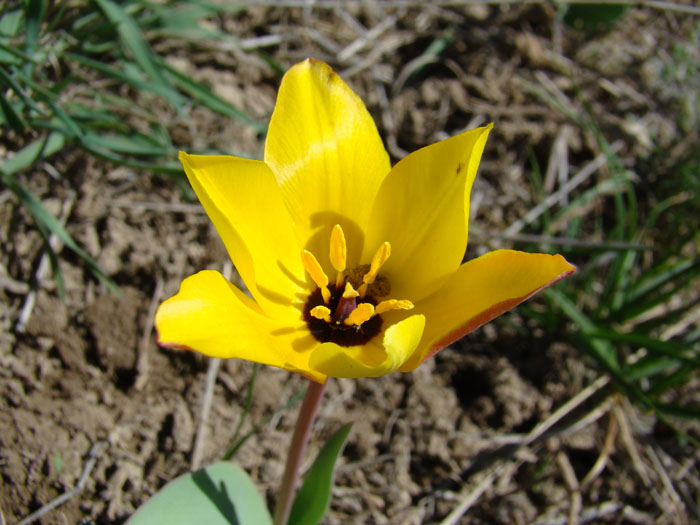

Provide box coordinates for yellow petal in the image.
[309,314,425,378]
[178,152,306,321]
[398,250,576,372]
[156,270,326,383]
[264,59,391,272]
[363,125,492,302]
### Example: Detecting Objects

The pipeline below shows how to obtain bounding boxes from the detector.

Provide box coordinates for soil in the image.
[2,4,699,524]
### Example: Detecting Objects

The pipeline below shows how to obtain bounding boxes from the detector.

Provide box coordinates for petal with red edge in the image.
[399,250,575,372]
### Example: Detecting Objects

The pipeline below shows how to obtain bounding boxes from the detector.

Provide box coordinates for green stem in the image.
[272,378,328,525]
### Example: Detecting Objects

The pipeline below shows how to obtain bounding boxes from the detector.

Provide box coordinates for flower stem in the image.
[273,378,328,525]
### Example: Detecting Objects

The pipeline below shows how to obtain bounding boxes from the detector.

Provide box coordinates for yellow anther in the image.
[329,224,347,288]
[359,241,391,297]
[310,305,332,323]
[301,249,331,303]
[375,299,414,315]
[343,303,375,326]
[342,281,359,299]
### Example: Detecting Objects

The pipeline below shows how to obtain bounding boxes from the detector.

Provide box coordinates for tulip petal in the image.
[156,270,326,383]
[398,250,576,372]
[309,314,425,378]
[363,125,492,303]
[264,58,391,271]
[179,152,306,321]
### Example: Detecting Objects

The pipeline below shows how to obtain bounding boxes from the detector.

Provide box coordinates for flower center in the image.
[301,224,413,347]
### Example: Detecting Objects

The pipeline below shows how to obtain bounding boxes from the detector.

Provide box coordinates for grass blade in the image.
[24,0,43,54]
[162,62,265,132]
[546,288,621,374]
[0,131,64,175]
[1,171,118,294]
[66,53,176,101]
[93,0,184,112]
[589,329,700,368]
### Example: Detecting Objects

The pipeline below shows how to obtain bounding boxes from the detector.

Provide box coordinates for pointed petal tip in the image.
[399,250,577,372]
[177,150,191,165]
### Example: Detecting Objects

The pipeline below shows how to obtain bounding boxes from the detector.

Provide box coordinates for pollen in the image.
[301,249,331,303]
[329,224,347,288]
[359,241,390,297]
[310,305,332,322]
[344,303,375,326]
[375,299,414,315]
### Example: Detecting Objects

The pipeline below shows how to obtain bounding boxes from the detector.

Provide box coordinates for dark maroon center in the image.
[303,285,382,347]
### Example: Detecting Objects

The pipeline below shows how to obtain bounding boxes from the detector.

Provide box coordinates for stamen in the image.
[359,241,391,297]
[343,303,375,326]
[329,224,347,288]
[375,299,414,315]
[301,249,331,303]
[310,305,332,323]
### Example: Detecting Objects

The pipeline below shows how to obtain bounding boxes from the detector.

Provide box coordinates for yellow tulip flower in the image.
[155,58,575,384]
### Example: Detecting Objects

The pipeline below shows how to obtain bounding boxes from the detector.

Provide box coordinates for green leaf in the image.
[24,0,44,54]
[66,52,177,101]
[0,131,64,175]
[0,65,45,114]
[589,329,700,368]
[546,288,621,373]
[564,4,628,33]
[0,8,24,39]
[623,257,699,305]
[289,423,353,525]
[81,132,173,156]
[127,462,272,525]
[0,90,26,131]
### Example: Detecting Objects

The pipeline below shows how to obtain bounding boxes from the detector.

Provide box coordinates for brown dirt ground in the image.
[2,4,699,524]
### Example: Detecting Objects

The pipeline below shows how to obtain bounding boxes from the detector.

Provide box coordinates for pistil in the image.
[334,282,359,323]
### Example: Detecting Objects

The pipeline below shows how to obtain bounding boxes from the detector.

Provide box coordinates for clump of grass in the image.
[0,0,262,295]
[519,45,700,432]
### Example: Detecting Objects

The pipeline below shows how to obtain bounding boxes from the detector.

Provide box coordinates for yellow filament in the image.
[329,224,347,288]
[359,241,391,296]
[374,299,414,315]
[310,305,332,322]
[301,249,331,303]
[343,303,375,326]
